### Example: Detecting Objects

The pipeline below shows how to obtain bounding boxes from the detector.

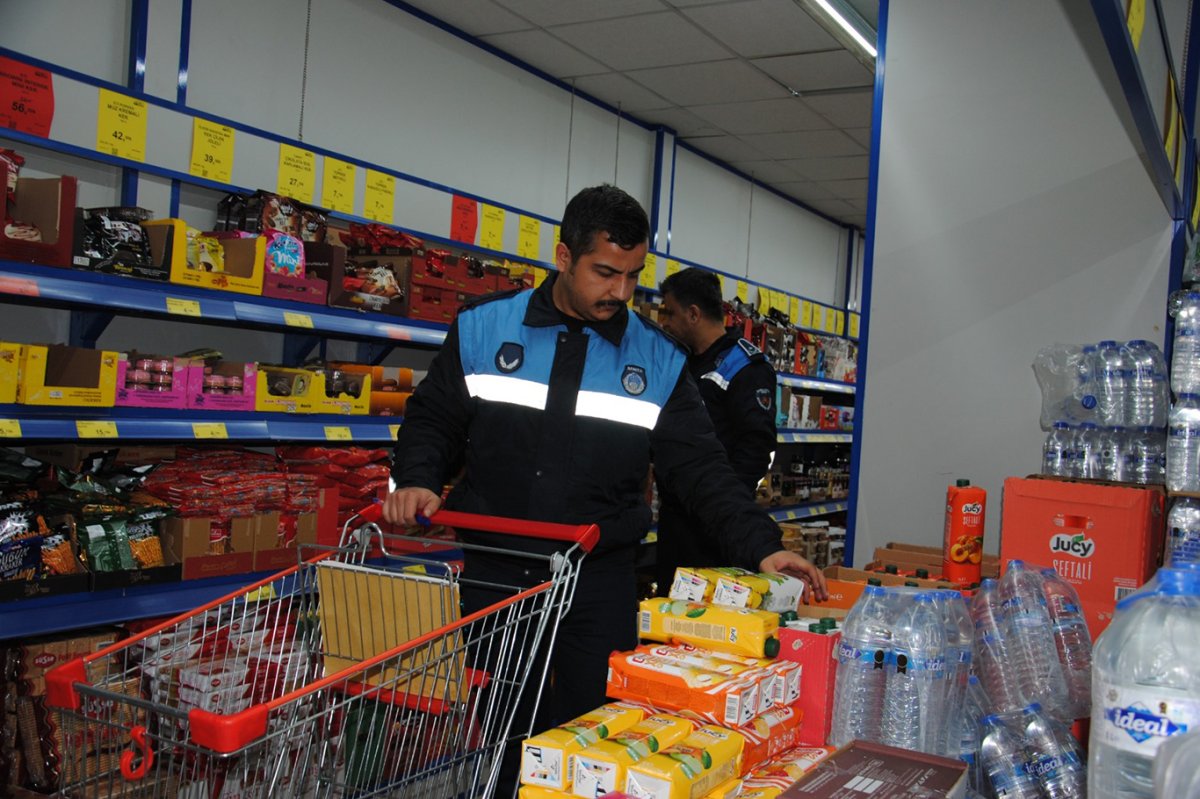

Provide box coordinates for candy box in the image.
[71,207,169,281]
[183,358,258,412]
[115,352,188,409]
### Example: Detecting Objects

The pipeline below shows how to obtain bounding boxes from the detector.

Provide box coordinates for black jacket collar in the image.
[522,271,628,347]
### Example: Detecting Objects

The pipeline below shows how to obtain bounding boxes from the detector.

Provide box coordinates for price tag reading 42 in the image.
[97,88,147,162]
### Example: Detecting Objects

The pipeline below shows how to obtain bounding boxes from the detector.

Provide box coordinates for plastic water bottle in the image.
[1166,497,1200,568]
[1126,340,1168,427]
[1097,426,1129,482]
[1040,568,1092,720]
[979,715,1043,799]
[1077,344,1100,419]
[1043,422,1073,477]
[999,561,1068,718]
[1089,567,1200,799]
[882,593,945,753]
[1153,729,1200,799]
[1071,422,1101,479]
[933,591,973,757]
[1096,340,1132,426]
[829,585,893,747]
[959,676,989,791]
[1172,292,1200,395]
[970,580,1024,714]
[1022,703,1087,798]
[1168,394,1200,492]
[1129,427,1166,485]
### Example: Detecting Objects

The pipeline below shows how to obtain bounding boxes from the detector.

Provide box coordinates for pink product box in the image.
[184,362,258,412]
[115,356,188,409]
[262,270,329,305]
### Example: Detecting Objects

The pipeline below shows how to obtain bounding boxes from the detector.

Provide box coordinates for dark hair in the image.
[560,185,650,262]
[660,267,724,322]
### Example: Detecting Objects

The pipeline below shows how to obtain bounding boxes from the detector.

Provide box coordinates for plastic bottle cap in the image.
[905,580,919,587]
[956,479,970,487]
[866,579,883,588]
[820,617,838,626]
[808,623,823,633]
[916,568,929,578]
[780,610,799,623]
[885,565,898,574]
[981,714,1003,727]
[980,578,997,588]
[763,638,780,658]
[1024,703,1042,714]
[1053,421,1071,429]
[1098,340,1118,347]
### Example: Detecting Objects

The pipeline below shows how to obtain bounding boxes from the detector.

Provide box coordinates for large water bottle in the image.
[1167,394,1200,493]
[999,561,1068,718]
[829,585,893,747]
[882,593,945,753]
[1096,340,1132,426]
[1125,340,1168,428]
[1040,568,1092,720]
[1071,422,1101,479]
[979,715,1044,799]
[1089,567,1200,799]
[1129,426,1166,485]
[1077,344,1100,420]
[1022,703,1087,798]
[1172,292,1200,395]
[1043,422,1073,477]
[1166,497,1200,568]
[960,676,989,792]
[933,591,973,757]
[971,580,1024,714]
[1097,426,1129,482]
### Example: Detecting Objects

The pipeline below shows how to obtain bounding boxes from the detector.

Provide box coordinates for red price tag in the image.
[0,57,54,137]
[450,195,478,244]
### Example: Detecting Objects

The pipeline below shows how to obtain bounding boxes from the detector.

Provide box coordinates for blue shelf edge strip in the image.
[767,500,849,522]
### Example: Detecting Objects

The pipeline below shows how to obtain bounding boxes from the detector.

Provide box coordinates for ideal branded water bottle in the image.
[1090,567,1200,799]
[1040,568,1092,720]
[1043,422,1073,477]
[1072,422,1101,479]
[1126,340,1168,427]
[1077,344,1100,419]
[1097,426,1129,482]
[999,561,1068,718]
[1097,340,1132,426]
[1173,292,1200,395]
[1153,729,1200,799]
[959,676,989,791]
[1167,394,1200,492]
[882,593,945,753]
[979,715,1043,799]
[829,585,892,747]
[1022,703,1087,798]
[1129,426,1166,485]
[1166,497,1200,568]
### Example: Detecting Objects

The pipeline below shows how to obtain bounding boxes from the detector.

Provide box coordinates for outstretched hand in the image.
[760,550,829,603]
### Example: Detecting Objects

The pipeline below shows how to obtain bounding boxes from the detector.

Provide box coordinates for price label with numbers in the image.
[277,143,315,202]
[1127,0,1146,51]
[388,424,401,439]
[189,118,234,183]
[165,297,201,317]
[322,156,355,214]
[76,420,118,438]
[517,216,540,259]
[789,297,800,325]
[0,57,54,137]
[736,280,748,302]
[811,305,825,331]
[665,259,682,278]
[0,420,21,438]
[324,426,353,441]
[553,225,561,246]
[639,253,658,289]
[715,273,725,294]
[364,169,395,224]
[480,204,505,251]
[801,301,813,328]
[849,313,860,339]
[97,88,147,162]
[192,422,229,439]
[283,312,314,329]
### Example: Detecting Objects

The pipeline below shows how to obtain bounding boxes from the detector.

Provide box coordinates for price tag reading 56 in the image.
[97,88,147,162]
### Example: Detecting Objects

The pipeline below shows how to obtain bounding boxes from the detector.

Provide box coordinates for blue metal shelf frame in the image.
[767,501,849,522]
[777,430,853,444]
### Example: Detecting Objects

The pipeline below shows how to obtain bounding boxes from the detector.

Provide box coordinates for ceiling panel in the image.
[740,129,865,159]
[803,197,857,218]
[681,0,839,58]
[641,107,724,136]
[569,72,674,111]
[783,155,869,181]
[629,59,787,106]
[845,127,872,149]
[753,49,874,92]
[727,159,807,183]
[551,12,731,71]
[402,0,533,35]
[823,178,870,200]
[772,180,837,203]
[802,90,873,128]
[688,97,830,135]
[494,0,668,27]
[481,30,608,77]
[679,134,770,163]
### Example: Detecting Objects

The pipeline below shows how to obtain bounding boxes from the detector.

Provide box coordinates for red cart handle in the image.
[356,502,599,553]
[119,725,154,781]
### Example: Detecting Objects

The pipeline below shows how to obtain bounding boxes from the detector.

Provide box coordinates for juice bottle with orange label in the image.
[942,479,986,584]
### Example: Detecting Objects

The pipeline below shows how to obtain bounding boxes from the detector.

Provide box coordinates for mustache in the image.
[597,301,623,308]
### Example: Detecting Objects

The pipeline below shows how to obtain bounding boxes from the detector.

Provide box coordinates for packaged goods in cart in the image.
[571,714,695,798]
[606,650,761,728]
[639,598,781,659]
[521,702,646,791]
[624,725,745,799]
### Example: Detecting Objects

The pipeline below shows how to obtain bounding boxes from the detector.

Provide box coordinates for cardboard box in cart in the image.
[1000,476,1165,639]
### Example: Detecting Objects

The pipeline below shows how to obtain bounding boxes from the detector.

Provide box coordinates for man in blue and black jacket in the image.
[384,185,827,731]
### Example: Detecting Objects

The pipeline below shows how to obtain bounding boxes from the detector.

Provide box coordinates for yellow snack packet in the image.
[521,702,645,790]
[625,725,746,799]
[639,598,780,659]
[572,714,694,798]
[518,786,573,799]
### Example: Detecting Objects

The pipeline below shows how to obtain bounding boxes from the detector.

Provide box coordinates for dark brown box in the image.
[0,167,77,267]
[781,740,967,798]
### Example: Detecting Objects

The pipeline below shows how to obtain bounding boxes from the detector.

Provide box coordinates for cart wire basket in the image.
[44,506,599,798]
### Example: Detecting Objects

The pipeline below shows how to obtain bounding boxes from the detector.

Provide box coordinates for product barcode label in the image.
[639,611,651,634]
[1115,586,1137,602]
[724,693,742,724]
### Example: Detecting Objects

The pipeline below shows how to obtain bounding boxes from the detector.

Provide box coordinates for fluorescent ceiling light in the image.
[812,0,876,57]
[795,0,877,69]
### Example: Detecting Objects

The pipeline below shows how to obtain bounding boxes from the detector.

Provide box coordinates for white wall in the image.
[856,0,1172,560]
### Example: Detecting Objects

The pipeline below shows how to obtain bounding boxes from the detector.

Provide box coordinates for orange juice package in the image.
[943,479,986,583]
[747,746,835,784]
[571,714,695,798]
[639,598,780,659]
[670,567,720,603]
[625,725,746,799]
[667,642,800,707]
[520,702,645,790]
[702,778,745,798]
[638,644,777,714]
[606,651,760,727]
[735,706,805,775]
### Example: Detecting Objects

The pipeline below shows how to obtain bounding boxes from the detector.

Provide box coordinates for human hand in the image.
[382,487,442,526]
[759,550,829,603]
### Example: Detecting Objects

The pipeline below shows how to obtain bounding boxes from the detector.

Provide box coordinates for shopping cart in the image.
[44,506,599,798]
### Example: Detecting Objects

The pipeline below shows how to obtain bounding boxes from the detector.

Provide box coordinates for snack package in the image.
[520,703,645,791]
[186,228,226,272]
[637,644,776,714]
[79,519,136,572]
[0,535,39,581]
[264,230,305,276]
[572,714,695,798]
[0,148,22,215]
[299,206,327,243]
[638,598,780,659]
[735,707,805,775]
[744,746,833,786]
[606,650,760,728]
[624,725,745,799]
[40,530,85,576]
[259,191,300,236]
[79,207,154,268]
[4,221,40,242]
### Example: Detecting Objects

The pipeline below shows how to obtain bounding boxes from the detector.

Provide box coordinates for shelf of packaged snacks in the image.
[776,372,856,394]
[767,500,848,522]
[0,405,402,442]
[776,430,853,444]
[0,259,449,347]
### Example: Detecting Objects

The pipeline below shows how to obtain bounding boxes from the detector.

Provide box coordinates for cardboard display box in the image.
[308,243,412,316]
[1000,475,1165,639]
[160,516,257,580]
[143,221,265,296]
[183,359,257,412]
[251,510,318,572]
[0,167,77,267]
[71,211,171,281]
[16,344,118,407]
[327,363,412,416]
[255,365,320,414]
[0,340,20,403]
[114,353,188,409]
[813,566,960,610]
[781,740,967,798]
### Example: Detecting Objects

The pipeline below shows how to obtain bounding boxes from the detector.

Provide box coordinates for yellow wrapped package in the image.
[572,714,694,798]
[639,598,780,659]
[710,567,771,608]
[624,725,745,799]
[519,787,572,799]
[702,778,744,798]
[520,702,645,790]
[669,567,719,603]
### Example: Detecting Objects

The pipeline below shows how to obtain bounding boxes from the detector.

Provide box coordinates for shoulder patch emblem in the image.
[737,339,762,358]
[622,364,647,396]
[495,342,524,373]
[755,387,773,411]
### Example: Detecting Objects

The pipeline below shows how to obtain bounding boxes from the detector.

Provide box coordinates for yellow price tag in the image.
[76,421,118,438]
[801,301,813,328]
[736,280,748,302]
[364,169,395,224]
[789,296,800,325]
[715,273,725,294]
[277,143,316,202]
[811,305,825,330]
[0,420,21,438]
[774,290,788,314]
[321,156,356,214]
[480,204,505,251]
[826,310,838,333]
[324,426,353,441]
[757,286,771,315]
[192,422,229,439]
[1174,118,1185,187]
[165,297,201,317]
[849,313,860,339]
[517,216,540,259]
[96,88,147,162]
[666,259,682,278]
[1127,0,1146,51]
[284,312,314,329]
[553,224,561,247]
[639,253,658,289]
[388,424,401,439]
[243,585,276,602]
[834,311,845,335]
[533,268,550,288]
[188,118,234,183]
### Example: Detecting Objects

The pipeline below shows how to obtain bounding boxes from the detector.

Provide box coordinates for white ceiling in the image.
[401,0,877,230]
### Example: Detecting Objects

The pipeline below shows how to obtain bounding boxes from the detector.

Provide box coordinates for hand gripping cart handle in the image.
[45,508,600,799]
